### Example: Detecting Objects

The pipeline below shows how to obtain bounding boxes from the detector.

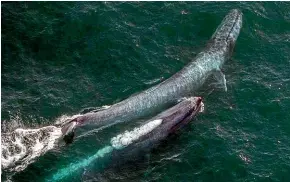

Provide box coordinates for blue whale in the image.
[61,9,242,142]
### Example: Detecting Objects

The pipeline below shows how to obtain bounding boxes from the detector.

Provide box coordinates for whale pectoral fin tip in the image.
[213,70,227,92]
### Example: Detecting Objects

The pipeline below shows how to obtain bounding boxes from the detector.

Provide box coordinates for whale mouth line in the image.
[169,97,203,132]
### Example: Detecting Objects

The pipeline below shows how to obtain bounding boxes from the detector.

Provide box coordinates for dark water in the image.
[2,2,290,182]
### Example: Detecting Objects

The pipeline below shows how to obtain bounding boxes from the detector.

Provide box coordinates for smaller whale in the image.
[110,97,203,150]
[51,97,203,181]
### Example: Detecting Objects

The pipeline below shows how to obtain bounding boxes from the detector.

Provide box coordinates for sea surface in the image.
[2,2,290,182]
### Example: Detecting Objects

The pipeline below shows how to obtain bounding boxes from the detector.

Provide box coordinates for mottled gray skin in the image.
[61,9,242,139]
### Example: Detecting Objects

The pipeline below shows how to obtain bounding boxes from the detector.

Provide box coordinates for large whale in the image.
[51,97,203,181]
[61,9,242,142]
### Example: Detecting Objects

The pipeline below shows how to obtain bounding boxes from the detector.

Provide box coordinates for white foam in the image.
[111,119,162,149]
[101,105,111,109]
[1,105,109,172]
[200,101,205,113]
[1,126,62,172]
[1,112,24,132]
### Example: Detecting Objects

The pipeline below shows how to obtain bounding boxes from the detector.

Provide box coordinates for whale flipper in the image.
[213,70,227,92]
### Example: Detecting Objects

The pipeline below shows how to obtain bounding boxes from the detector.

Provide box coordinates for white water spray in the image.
[111,119,162,149]
[1,114,81,172]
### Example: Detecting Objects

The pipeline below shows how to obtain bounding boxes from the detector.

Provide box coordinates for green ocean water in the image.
[1,1,290,182]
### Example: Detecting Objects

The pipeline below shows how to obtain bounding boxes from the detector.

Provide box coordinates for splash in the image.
[1,105,111,173]
[1,126,62,171]
[1,114,81,172]
[111,119,162,149]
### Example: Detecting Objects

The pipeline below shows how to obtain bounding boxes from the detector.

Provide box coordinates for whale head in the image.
[210,9,243,58]
[158,97,204,133]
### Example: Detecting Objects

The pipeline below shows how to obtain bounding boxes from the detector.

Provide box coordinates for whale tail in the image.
[61,119,78,143]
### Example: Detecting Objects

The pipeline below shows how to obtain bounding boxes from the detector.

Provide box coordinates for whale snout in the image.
[162,97,203,133]
[230,9,242,17]
[227,9,243,42]
[211,9,243,44]
[188,96,204,118]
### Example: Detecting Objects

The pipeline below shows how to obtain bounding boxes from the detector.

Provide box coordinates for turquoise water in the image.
[2,2,290,181]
